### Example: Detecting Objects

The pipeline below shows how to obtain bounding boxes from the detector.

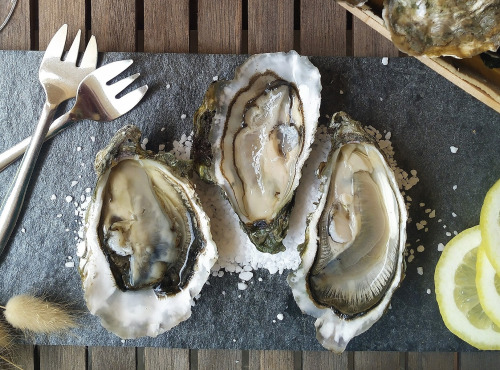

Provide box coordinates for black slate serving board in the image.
[0,51,499,351]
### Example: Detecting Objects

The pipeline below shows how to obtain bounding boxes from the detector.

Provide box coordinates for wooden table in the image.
[1,1,499,369]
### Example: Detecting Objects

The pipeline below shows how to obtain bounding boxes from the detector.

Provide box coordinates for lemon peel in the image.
[480,178,500,276]
[476,247,500,328]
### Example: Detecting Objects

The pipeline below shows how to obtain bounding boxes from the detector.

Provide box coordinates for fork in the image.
[0,25,97,254]
[0,60,148,172]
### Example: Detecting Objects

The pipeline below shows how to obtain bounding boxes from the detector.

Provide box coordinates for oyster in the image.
[193,51,321,254]
[383,0,500,58]
[79,125,217,339]
[287,112,407,352]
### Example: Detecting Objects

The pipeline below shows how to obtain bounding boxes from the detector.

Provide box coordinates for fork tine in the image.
[108,73,141,96]
[65,29,81,64]
[80,35,98,69]
[114,85,149,116]
[43,24,68,60]
[91,60,134,82]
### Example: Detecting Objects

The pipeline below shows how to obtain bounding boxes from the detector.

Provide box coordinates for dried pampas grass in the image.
[3,295,77,334]
[0,321,12,349]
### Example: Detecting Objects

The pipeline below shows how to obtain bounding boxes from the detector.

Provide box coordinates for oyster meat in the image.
[288,112,407,352]
[79,125,217,339]
[383,0,500,58]
[193,51,321,254]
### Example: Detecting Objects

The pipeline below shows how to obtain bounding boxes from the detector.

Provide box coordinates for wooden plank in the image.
[143,0,189,53]
[408,352,455,370]
[198,349,242,370]
[247,0,294,54]
[91,0,136,52]
[300,0,347,56]
[460,352,500,370]
[37,0,86,51]
[302,350,349,370]
[249,350,295,370]
[0,0,31,50]
[353,351,402,370]
[352,17,399,57]
[198,0,242,54]
[144,348,189,370]
[6,344,35,370]
[39,345,86,370]
[89,346,136,370]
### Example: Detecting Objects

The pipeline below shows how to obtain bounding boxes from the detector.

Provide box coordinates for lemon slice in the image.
[480,178,500,276]
[435,226,500,350]
[476,247,500,327]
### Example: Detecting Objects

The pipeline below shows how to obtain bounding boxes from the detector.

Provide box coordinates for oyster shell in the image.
[383,0,500,58]
[79,125,217,339]
[287,112,407,352]
[193,51,322,254]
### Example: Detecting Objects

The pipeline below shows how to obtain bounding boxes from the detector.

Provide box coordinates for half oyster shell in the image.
[383,0,500,58]
[79,125,217,339]
[288,112,407,352]
[193,51,322,254]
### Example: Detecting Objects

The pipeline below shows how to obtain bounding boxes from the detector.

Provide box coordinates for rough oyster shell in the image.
[193,51,322,254]
[383,0,500,58]
[79,125,217,339]
[287,112,407,352]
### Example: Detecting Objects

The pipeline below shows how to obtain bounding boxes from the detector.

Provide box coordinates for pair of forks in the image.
[0,24,148,254]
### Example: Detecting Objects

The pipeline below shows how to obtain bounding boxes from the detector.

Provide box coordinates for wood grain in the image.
[408,352,456,370]
[249,350,295,370]
[352,17,399,57]
[89,346,136,370]
[198,0,242,54]
[144,0,189,53]
[198,349,242,370]
[37,0,86,51]
[353,351,402,370]
[144,348,189,370]
[7,344,35,370]
[0,0,31,50]
[91,0,136,52]
[460,352,500,370]
[302,350,349,370]
[39,345,86,370]
[300,0,347,56]
[247,0,294,54]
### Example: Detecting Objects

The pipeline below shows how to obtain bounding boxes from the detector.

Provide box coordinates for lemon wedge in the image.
[480,178,500,276]
[476,247,500,327]
[435,226,500,350]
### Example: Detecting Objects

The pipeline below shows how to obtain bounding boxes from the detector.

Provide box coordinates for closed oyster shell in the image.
[79,125,217,339]
[288,112,407,352]
[193,51,321,254]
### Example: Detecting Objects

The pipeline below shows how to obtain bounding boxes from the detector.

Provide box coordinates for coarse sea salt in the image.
[450,146,458,153]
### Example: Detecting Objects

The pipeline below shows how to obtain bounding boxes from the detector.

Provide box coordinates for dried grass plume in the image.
[3,295,77,334]
[0,321,12,349]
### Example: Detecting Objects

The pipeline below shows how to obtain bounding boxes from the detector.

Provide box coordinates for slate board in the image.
[0,51,499,352]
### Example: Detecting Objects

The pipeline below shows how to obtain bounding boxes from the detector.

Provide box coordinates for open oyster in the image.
[383,0,500,58]
[79,125,217,339]
[288,112,407,352]
[193,51,321,254]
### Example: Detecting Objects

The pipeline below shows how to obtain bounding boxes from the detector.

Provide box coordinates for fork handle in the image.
[0,102,57,254]
[0,110,72,173]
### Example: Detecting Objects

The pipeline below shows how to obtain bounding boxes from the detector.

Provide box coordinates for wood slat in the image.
[353,351,403,370]
[198,0,242,54]
[460,352,500,370]
[89,346,136,370]
[91,0,136,52]
[247,0,294,54]
[249,350,295,370]
[143,0,189,53]
[198,349,242,370]
[0,0,31,50]
[302,350,349,370]
[37,0,86,51]
[408,352,456,370]
[300,0,347,56]
[352,17,399,57]
[6,344,35,370]
[144,348,189,370]
[39,345,86,370]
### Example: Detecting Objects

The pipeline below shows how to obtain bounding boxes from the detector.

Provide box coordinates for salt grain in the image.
[65,261,75,268]
[50,194,57,200]
[452,212,457,217]
[71,181,78,187]
[429,210,436,218]
[90,136,95,142]
[237,282,248,290]
[21,228,26,233]
[453,185,457,190]
[408,255,415,263]
[85,188,91,193]
[277,313,284,321]
[382,57,389,65]
[65,196,73,203]
[438,243,445,251]
[239,271,253,281]
[426,289,431,294]
[446,232,452,237]
[417,267,423,275]
[213,76,219,81]
[181,114,187,120]
[416,245,425,253]
[166,83,171,89]
[56,214,62,218]
[450,146,458,153]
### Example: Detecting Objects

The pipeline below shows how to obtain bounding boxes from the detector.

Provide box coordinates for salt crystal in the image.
[426,289,431,294]
[181,114,187,120]
[121,340,125,344]
[452,212,457,217]
[438,243,445,251]
[382,57,389,65]
[258,277,263,282]
[417,267,423,275]
[76,146,82,152]
[212,76,219,81]
[68,256,73,260]
[417,245,425,253]
[71,181,78,187]
[85,188,91,193]
[450,146,458,153]
[65,261,75,268]
[65,196,73,203]
[161,127,166,132]
[57,214,62,218]
[50,194,57,201]
[218,270,224,277]
[453,185,457,190]
[166,83,171,89]
[21,228,26,233]
[239,271,253,281]
[90,136,95,142]
[277,313,284,321]
[446,232,451,237]
[237,282,248,290]
[339,90,344,95]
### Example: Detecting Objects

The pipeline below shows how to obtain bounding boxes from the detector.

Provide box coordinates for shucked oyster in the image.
[193,51,321,254]
[79,125,217,339]
[383,0,500,58]
[288,112,407,352]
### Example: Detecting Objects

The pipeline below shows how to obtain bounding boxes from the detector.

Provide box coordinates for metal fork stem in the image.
[0,103,57,253]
